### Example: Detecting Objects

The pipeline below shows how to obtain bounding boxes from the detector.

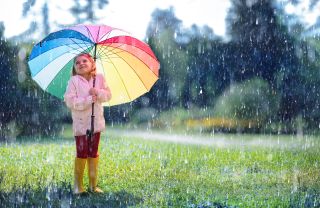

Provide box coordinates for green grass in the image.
[0,128,319,207]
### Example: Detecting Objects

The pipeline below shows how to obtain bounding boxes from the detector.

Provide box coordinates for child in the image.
[64,53,112,194]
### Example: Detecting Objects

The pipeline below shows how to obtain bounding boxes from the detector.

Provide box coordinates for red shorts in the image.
[75,132,101,158]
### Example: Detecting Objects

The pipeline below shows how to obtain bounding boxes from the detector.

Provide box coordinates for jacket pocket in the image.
[73,115,87,135]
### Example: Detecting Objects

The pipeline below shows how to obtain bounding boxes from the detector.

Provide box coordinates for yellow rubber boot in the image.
[74,157,87,194]
[88,157,103,193]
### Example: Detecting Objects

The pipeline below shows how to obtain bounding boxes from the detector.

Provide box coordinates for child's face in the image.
[74,55,94,77]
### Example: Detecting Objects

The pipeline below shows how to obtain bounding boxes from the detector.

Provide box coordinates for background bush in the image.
[213,78,280,132]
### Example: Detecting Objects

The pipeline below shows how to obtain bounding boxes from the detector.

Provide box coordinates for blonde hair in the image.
[72,53,96,76]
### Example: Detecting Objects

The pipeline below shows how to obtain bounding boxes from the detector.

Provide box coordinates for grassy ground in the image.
[0,126,319,207]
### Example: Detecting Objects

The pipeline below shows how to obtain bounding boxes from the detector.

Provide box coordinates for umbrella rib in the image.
[95,29,134,98]
[97,29,114,43]
[105,48,154,92]
[100,35,158,61]
[37,29,96,84]
[99,43,159,78]
[61,29,94,53]
[98,41,132,59]
[84,25,96,43]
[97,26,101,44]
[98,39,159,70]
[99,45,127,60]
[68,39,93,54]
[96,44,114,60]
[60,28,94,52]
[118,55,150,91]
[106,56,133,101]
[94,41,123,61]
[96,28,130,59]
[104,44,127,57]
[97,33,153,61]
[30,40,93,78]
[96,30,119,59]
[44,46,96,92]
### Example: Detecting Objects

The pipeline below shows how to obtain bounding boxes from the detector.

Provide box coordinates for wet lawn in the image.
[0,131,319,207]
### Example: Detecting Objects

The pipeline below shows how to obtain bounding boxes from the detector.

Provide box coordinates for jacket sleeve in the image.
[64,78,93,111]
[96,75,112,103]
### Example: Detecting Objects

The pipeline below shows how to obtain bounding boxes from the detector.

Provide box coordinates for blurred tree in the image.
[181,25,220,108]
[146,7,188,110]
[276,0,320,129]
[146,7,182,38]
[214,78,280,132]
[0,23,19,140]
[22,0,50,36]
[226,0,296,84]
[309,0,320,9]
[297,49,320,132]
[21,0,109,39]
[42,2,50,35]
[0,23,68,138]
[226,0,303,122]
[12,43,68,137]
[71,0,109,23]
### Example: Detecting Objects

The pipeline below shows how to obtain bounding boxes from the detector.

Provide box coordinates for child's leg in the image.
[75,135,89,158]
[88,132,103,193]
[74,135,88,194]
[88,132,100,158]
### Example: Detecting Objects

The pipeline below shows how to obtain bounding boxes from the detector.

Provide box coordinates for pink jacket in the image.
[64,74,112,136]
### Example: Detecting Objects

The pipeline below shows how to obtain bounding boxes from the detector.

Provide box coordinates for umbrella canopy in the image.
[28,25,160,106]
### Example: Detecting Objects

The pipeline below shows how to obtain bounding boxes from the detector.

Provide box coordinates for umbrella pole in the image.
[88,77,96,139]
[87,44,97,141]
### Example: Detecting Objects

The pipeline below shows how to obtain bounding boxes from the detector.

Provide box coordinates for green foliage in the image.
[181,25,222,108]
[129,106,216,131]
[291,39,320,131]
[130,107,158,124]
[0,131,319,207]
[0,38,68,138]
[15,56,68,137]
[214,78,279,125]
[146,8,188,109]
[227,0,298,83]
[153,107,213,129]
[0,24,19,140]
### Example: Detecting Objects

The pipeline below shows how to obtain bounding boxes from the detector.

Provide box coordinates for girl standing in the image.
[64,53,112,194]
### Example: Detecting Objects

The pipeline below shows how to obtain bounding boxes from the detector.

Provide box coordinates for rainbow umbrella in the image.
[28,24,160,106]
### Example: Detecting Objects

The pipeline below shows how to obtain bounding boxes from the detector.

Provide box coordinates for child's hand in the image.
[89,88,98,96]
[92,95,97,103]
